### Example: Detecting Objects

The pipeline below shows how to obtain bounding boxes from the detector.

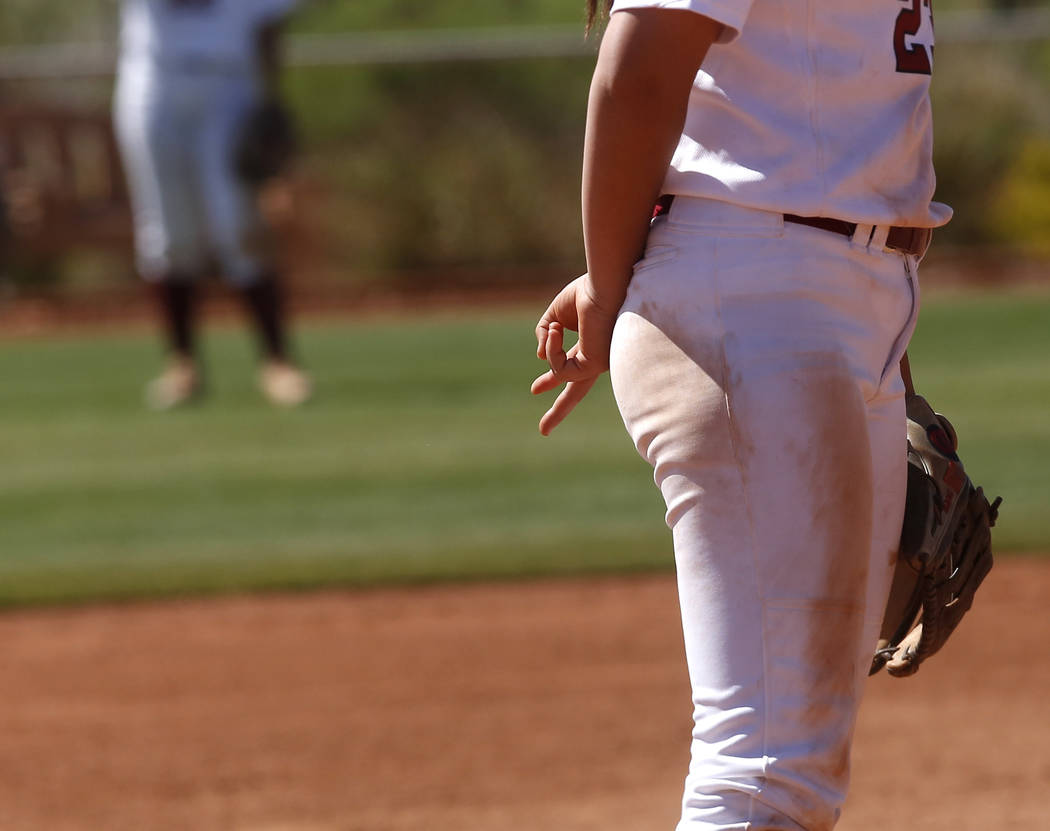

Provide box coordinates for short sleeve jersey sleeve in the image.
[609,0,754,43]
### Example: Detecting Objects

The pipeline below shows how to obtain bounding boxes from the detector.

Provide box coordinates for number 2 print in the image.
[894,0,934,75]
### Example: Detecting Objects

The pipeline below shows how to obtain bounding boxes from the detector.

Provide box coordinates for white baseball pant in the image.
[610,196,919,830]
[113,61,269,286]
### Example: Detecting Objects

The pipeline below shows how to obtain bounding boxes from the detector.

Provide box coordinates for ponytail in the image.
[586,0,613,32]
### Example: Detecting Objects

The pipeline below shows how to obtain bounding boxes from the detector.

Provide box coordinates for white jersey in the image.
[610,0,951,228]
[119,0,299,73]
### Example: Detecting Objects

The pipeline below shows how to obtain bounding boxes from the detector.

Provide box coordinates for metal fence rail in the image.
[0,9,1049,81]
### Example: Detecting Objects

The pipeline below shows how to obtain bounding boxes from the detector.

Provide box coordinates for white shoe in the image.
[145,356,202,410]
[258,360,312,407]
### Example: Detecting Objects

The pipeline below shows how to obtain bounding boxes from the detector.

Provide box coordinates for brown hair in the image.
[586,0,613,32]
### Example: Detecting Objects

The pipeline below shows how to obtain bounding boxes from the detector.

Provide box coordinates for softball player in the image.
[533,2,945,828]
[114,0,310,408]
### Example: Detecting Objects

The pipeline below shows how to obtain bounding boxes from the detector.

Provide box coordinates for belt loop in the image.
[850,224,875,249]
[869,225,890,251]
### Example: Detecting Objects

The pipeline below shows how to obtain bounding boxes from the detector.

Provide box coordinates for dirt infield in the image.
[0,559,1046,831]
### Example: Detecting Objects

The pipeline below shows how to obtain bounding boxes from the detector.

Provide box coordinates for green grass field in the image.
[0,289,1046,606]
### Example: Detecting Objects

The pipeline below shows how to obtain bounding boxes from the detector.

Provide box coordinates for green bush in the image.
[990,138,1050,254]
[931,38,1050,249]
[286,59,591,278]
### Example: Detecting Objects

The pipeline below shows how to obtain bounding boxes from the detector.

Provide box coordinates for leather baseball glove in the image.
[233,97,298,185]
[869,394,1001,677]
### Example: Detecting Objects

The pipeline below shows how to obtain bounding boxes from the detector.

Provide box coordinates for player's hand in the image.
[531,274,621,436]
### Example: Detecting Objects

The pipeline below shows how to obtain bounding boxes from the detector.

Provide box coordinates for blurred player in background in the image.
[114,0,310,409]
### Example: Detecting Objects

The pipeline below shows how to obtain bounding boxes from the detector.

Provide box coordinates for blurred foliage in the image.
[990,139,1050,255]
[284,59,592,279]
[932,37,1050,250]
[0,0,1048,289]
[290,0,581,31]
[0,0,114,45]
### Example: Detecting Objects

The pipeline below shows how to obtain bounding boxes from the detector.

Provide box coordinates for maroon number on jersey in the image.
[894,0,933,75]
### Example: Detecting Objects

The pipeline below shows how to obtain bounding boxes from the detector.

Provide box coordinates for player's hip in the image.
[114,58,262,124]
[615,196,919,404]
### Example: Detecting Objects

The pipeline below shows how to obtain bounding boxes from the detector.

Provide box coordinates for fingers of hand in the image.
[536,314,570,359]
[545,323,566,373]
[538,376,598,436]
[535,317,550,359]
[535,278,585,357]
[530,368,559,396]
[532,276,599,433]
[531,348,595,394]
[530,363,585,395]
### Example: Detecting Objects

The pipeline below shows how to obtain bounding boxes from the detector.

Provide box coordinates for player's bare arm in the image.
[532,9,722,436]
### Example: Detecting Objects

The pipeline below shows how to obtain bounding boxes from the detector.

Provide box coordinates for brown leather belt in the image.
[653,196,931,257]
[783,214,932,258]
